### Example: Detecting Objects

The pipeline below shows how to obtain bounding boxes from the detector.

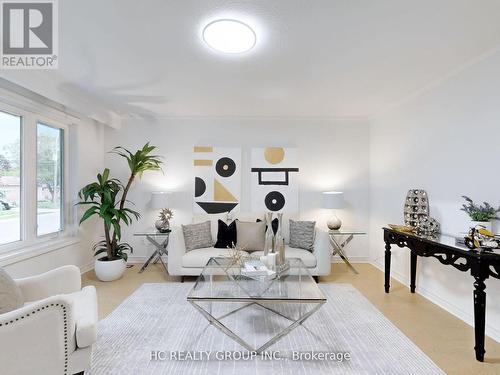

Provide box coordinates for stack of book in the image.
[241,261,276,280]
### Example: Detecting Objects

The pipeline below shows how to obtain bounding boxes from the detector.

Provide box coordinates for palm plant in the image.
[78,143,162,261]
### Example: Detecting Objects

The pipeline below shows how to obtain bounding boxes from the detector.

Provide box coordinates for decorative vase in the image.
[327,213,342,231]
[263,212,274,256]
[277,238,286,266]
[471,221,492,232]
[155,220,170,233]
[273,213,284,253]
[94,258,126,282]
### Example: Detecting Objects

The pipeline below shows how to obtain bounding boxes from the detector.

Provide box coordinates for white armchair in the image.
[0,265,98,375]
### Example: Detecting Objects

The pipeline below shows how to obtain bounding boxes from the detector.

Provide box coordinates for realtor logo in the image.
[1,0,58,69]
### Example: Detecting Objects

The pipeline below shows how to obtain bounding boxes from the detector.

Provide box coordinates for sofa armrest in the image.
[74,286,98,348]
[0,295,77,375]
[167,226,186,275]
[15,265,82,302]
[313,228,332,275]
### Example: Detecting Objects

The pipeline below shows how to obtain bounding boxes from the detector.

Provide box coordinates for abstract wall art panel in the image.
[193,146,241,214]
[251,147,299,213]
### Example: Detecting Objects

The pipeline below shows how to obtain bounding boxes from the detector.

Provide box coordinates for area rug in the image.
[89,283,443,375]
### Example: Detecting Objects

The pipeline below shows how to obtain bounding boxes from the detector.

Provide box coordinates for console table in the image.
[383,227,500,362]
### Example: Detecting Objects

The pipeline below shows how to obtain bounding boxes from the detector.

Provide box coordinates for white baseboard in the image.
[332,256,370,263]
[371,259,500,343]
[79,261,94,274]
[127,256,154,264]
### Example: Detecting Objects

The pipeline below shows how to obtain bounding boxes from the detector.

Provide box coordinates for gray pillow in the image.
[182,221,213,251]
[289,220,316,251]
[236,221,266,251]
[0,268,23,314]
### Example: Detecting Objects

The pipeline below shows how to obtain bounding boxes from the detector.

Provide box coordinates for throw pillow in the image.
[214,220,237,249]
[0,268,23,314]
[236,221,266,251]
[182,221,213,251]
[289,220,316,251]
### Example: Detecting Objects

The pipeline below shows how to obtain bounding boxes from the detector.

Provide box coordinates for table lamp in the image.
[323,191,345,230]
[151,192,170,232]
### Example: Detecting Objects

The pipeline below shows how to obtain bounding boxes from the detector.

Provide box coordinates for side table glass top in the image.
[328,229,366,235]
[133,229,171,236]
[187,257,326,302]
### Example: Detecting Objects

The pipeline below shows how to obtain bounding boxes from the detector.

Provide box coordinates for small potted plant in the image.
[460,196,500,232]
[78,143,162,281]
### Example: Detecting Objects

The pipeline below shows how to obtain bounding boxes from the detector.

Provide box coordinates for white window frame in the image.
[0,100,76,255]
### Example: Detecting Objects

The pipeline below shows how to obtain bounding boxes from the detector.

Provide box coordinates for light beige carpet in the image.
[89,283,443,375]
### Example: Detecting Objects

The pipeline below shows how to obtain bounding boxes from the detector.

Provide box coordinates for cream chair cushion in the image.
[0,268,23,314]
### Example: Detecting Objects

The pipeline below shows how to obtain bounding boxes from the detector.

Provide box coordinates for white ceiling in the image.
[6,0,500,119]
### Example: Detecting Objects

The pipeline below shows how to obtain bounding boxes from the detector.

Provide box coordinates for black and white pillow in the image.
[289,220,316,251]
[182,221,213,251]
[214,220,237,249]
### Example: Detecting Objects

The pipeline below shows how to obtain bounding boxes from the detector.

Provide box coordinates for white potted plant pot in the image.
[94,258,126,282]
[470,221,492,232]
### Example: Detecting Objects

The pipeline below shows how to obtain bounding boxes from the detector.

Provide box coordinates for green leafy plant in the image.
[78,143,162,261]
[461,196,500,222]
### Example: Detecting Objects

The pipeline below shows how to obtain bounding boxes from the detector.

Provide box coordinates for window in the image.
[0,100,71,254]
[0,111,22,246]
[37,123,63,236]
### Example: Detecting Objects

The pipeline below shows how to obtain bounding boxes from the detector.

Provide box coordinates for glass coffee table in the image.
[187,257,326,353]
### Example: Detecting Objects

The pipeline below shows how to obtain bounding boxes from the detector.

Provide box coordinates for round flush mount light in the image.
[203,19,256,54]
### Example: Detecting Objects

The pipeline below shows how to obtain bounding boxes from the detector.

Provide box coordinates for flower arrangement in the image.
[461,196,500,222]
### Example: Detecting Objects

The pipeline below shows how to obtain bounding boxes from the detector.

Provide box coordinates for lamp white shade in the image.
[150,191,169,209]
[322,191,345,209]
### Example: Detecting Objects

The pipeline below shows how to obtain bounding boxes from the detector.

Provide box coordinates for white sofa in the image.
[0,265,98,375]
[168,213,331,277]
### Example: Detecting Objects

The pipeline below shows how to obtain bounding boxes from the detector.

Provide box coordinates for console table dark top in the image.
[383,227,500,362]
[383,227,500,278]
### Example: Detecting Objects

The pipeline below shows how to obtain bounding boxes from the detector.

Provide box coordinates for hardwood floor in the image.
[82,263,500,374]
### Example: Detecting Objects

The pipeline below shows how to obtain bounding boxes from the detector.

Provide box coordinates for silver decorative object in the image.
[273,213,284,254]
[263,212,274,256]
[404,189,429,227]
[404,189,440,235]
[416,216,440,235]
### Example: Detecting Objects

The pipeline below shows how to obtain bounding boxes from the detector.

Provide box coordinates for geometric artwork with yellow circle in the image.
[193,146,241,214]
[251,147,299,213]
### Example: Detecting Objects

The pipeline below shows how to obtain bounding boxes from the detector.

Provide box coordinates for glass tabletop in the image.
[133,229,171,236]
[187,257,326,302]
[384,227,500,258]
[329,229,366,235]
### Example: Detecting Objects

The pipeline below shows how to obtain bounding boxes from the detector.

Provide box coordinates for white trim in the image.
[0,100,76,254]
[370,259,500,343]
[79,260,94,275]
[126,255,166,264]
[371,44,500,119]
[331,256,370,264]
[0,237,80,267]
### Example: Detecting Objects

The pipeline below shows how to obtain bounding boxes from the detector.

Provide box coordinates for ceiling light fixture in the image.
[203,19,256,54]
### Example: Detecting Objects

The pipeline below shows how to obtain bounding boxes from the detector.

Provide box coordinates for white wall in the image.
[369,50,500,342]
[103,118,370,263]
[2,120,105,277]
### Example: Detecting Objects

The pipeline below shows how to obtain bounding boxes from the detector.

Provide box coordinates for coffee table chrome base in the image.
[189,299,324,353]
